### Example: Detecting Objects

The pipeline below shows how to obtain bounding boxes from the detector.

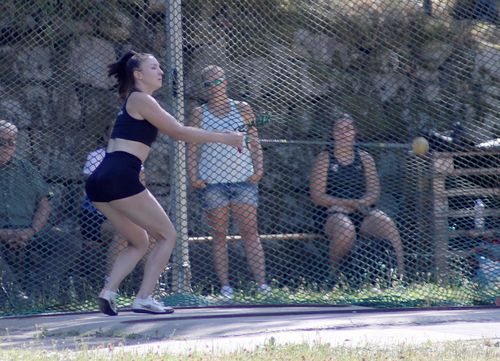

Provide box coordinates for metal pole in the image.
[166,0,191,294]
[423,0,432,16]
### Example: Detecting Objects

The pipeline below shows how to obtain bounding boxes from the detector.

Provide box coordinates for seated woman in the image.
[309,114,405,278]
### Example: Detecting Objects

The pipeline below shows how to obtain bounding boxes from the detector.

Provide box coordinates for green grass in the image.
[175,278,498,308]
[0,340,499,360]
[1,278,497,317]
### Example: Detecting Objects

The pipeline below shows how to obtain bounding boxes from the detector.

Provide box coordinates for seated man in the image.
[309,114,405,279]
[0,120,81,302]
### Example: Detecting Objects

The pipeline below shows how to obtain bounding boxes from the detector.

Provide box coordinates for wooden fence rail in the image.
[432,150,500,276]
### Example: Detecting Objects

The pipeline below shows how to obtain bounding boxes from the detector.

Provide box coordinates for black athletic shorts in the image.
[85,151,145,202]
[314,207,366,235]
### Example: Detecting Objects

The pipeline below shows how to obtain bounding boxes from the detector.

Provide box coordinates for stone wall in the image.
[0,0,498,234]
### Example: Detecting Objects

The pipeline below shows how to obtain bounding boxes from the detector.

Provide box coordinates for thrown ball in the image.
[412,136,429,155]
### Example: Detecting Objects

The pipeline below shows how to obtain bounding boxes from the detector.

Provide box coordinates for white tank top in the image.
[198,100,254,184]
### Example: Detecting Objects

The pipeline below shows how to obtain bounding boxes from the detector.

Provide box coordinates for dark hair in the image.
[108,51,150,99]
[333,113,354,125]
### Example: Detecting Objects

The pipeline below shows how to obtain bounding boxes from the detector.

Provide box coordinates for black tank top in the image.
[110,93,158,147]
[326,149,366,200]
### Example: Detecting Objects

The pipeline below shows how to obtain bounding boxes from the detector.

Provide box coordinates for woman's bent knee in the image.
[134,237,150,253]
[150,228,177,244]
[325,214,355,235]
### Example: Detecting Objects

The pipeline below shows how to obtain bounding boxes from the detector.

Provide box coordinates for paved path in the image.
[0,306,499,354]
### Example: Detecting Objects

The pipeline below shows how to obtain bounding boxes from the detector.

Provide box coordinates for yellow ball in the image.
[412,136,429,155]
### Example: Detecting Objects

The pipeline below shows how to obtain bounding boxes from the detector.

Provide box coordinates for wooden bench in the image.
[432,150,500,276]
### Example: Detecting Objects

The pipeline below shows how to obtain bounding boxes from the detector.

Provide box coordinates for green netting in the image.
[0,0,498,316]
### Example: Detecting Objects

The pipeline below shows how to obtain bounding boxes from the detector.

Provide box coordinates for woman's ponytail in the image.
[108,51,138,99]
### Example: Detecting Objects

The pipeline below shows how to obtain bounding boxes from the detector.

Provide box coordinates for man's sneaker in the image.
[98,289,118,316]
[220,285,234,299]
[132,296,174,314]
[258,283,272,295]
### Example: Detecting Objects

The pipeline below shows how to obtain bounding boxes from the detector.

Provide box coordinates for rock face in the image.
[14,47,53,81]
[68,36,117,89]
[0,1,498,238]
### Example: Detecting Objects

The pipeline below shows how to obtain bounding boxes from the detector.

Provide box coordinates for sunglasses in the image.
[0,138,15,147]
[203,78,225,89]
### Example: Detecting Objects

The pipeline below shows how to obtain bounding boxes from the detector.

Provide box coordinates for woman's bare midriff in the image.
[106,138,151,163]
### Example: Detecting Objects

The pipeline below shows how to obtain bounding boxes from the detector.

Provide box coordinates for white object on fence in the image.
[474,199,485,230]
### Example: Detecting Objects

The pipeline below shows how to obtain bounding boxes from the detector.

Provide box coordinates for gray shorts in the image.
[202,182,258,210]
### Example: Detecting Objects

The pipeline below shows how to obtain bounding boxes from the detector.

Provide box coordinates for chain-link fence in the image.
[0,0,498,316]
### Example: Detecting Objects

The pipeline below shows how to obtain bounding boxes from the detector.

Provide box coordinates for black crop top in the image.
[326,149,366,200]
[110,93,158,147]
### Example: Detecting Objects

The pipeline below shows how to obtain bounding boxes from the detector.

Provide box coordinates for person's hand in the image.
[4,228,35,249]
[5,236,25,249]
[327,205,355,214]
[244,134,257,151]
[19,228,36,240]
[191,178,207,189]
[356,198,372,208]
[248,170,263,184]
[222,131,245,152]
[353,199,374,215]
[357,205,373,216]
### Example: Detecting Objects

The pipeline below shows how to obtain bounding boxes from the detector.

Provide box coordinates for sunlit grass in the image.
[176,278,498,308]
[2,277,497,317]
[0,340,499,360]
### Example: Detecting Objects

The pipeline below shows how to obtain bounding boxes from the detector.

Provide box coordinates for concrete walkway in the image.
[0,306,499,354]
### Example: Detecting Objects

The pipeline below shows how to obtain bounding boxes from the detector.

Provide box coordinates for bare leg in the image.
[93,189,176,298]
[360,210,405,277]
[101,220,127,277]
[325,213,357,276]
[207,206,231,287]
[92,205,149,293]
[232,203,266,285]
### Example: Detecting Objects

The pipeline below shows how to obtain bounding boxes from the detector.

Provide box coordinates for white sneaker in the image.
[132,296,174,314]
[258,283,272,295]
[98,289,118,316]
[220,285,234,299]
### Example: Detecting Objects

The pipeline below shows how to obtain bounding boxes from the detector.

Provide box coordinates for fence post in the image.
[166,0,191,294]
[432,152,453,280]
[423,0,432,16]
